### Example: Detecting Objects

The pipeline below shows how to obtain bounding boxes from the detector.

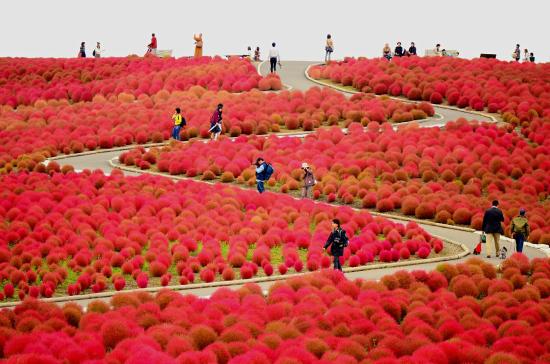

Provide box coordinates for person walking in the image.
[148,33,157,55]
[512,44,520,61]
[93,42,102,58]
[254,157,273,194]
[394,42,404,57]
[194,33,203,58]
[209,104,223,141]
[78,42,86,58]
[482,200,505,258]
[408,42,417,56]
[171,108,186,141]
[254,47,261,61]
[382,43,392,60]
[269,42,281,73]
[301,163,316,198]
[324,219,348,271]
[523,48,529,62]
[325,34,334,63]
[510,208,530,253]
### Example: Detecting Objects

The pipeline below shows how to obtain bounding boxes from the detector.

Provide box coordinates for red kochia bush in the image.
[2,257,550,362]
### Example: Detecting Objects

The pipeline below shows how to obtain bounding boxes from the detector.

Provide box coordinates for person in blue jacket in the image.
[255,157,267,193]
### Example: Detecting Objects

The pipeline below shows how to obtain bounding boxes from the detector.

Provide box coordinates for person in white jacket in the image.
[93,42,103,58]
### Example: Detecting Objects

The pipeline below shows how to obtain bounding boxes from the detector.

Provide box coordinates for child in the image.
[171,108,186,141]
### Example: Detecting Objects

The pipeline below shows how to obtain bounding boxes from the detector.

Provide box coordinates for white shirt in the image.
[269,48,279,60]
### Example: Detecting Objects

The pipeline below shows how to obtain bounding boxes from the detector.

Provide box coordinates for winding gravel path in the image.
[36,60,548,308]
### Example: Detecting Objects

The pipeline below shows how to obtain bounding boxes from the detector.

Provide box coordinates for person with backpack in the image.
[301,162,316,198]
[254,157,273,194]
[482,200,505,258]
[209,104,223,141]
[171,107,186,141]
[324,219,348,271]
[510,208,530,253]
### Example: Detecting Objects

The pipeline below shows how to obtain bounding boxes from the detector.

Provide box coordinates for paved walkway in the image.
[40,61,547,307]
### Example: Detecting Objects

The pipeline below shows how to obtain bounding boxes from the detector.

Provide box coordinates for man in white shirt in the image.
[269,42,281,73]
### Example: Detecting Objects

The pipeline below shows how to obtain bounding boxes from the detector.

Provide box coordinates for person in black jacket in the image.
[323,219,348,271]
[394,42,404,57]
[482,200,504,258]
[408,42,417,56]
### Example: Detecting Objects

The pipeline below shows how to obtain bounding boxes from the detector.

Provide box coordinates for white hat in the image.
[301,162,309,168]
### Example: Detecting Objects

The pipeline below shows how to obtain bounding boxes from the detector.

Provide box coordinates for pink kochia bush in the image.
[0,86,428,170]
[0,170,440,300]
[2,255,550,363]
[129,120,549,236]
[0,56,270,107]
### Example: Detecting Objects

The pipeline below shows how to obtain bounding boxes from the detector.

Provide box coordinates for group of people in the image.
[77,42,103,58]
[481,200,530,258]
[382,41,417,60]
[170,104,222,141]
[513,44,536,62]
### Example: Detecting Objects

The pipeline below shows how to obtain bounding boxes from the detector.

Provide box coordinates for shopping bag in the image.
[473,242,482,255]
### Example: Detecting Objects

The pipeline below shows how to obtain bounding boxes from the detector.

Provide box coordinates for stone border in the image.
[46,142,169,162]
[304,64,499,123]
[0,230,467,309]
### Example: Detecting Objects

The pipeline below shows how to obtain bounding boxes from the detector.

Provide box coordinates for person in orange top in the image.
[194,33,203,58]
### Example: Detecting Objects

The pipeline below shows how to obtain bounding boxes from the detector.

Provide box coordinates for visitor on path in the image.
[325,34,334,63]
[254,157,273,194]
[482,200,505,258]
[513,44,520,61]
[194,33,203,57]
[171,108,186,141]
[269,43,281,73]
[510,208,530,253]
[324,219,348,271]
[147,33,157,55]
[78,42,86,58]
[523,49,529,62]
[93,42,102,58]
[209,104,223,141]
[394,42,404,57]
[383,43,392,60]
[434,44,442,56]
[408,42,417,56]
[247,46,252,59]
[301,163,316,198]
[529,52,535,62]
[254,47,261,61]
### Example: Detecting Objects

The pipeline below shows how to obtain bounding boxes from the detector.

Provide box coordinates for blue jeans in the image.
[172,125,181,140]
[257,181,265,193]
[514,233,525,253]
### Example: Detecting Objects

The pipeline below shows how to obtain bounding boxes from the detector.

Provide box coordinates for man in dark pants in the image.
[324,219,348,271]
[268,42,280,73]
[482,200,505,258]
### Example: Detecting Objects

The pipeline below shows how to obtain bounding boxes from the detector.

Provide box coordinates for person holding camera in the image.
[301,162,316,199]
[323,219,348,271]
